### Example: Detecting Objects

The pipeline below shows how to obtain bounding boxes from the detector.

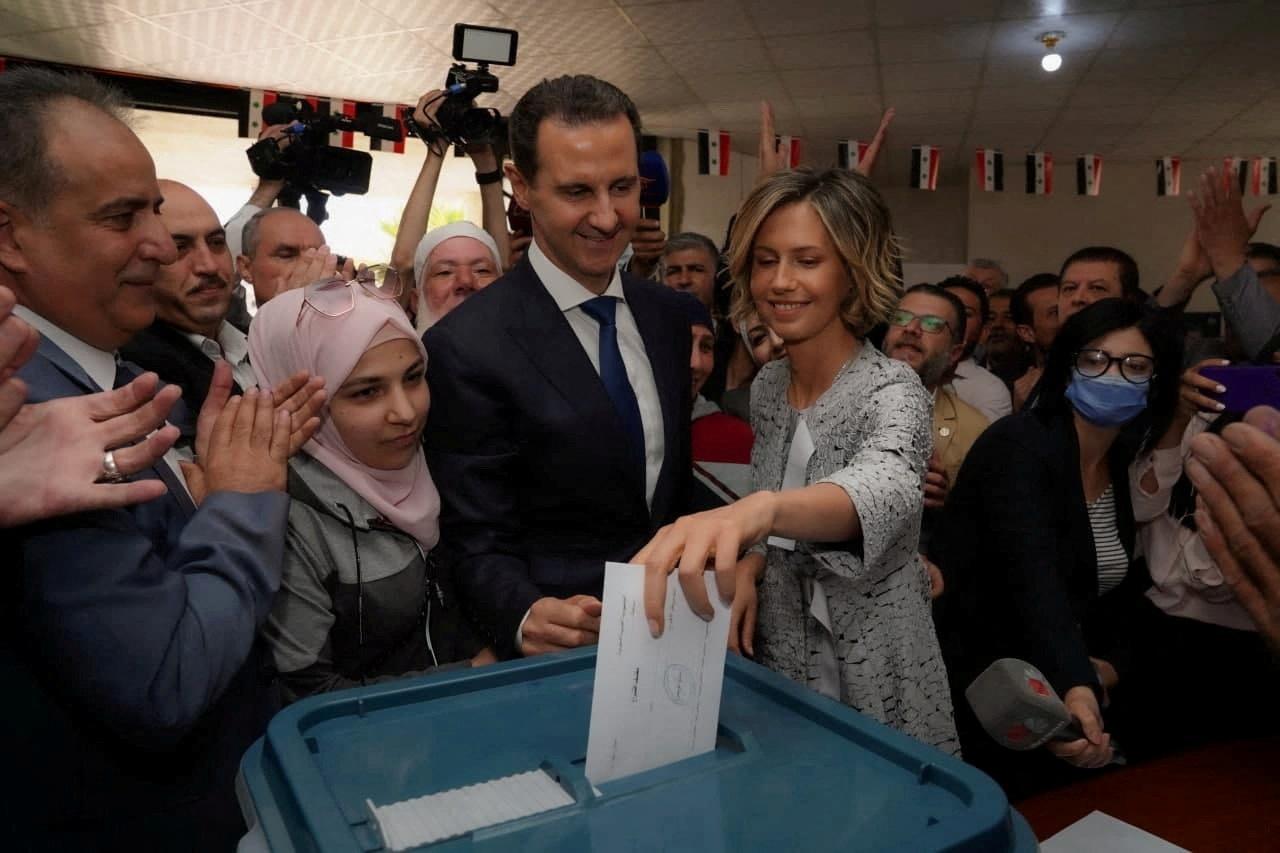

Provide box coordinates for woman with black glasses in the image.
[935,298,1181,797]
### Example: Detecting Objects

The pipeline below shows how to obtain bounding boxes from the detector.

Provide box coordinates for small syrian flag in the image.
[975,148,1003,192]
[328,99,357,149]
[774,135,802,168]
[1252,157,1278,196]
[1076,154,1103,196]
[1156,157,1181,196]
[1026,152,1053,195]
[838,139,871,171]
[239,89,278,138]
[910,145,940,190]
[697,129,731,176]
[370,103,406,154]
[1224,157,1248,194]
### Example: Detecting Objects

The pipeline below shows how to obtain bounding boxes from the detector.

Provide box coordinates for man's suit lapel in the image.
[35,336,99,393]
[504,262,646,497]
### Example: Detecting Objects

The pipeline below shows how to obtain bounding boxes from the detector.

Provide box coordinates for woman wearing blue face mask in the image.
[933,298,1181,798]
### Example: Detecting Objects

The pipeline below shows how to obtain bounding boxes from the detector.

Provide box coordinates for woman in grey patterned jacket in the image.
[638,168,958,755]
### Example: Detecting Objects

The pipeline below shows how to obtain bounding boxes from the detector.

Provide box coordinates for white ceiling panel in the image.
[766,30,876,69]
[1107,3,1253,47]
[742,0,872,36]
[876,24,992,65]
[625,0,758,44]
[882,60,984,92]
[657,38,770,75]
[240,0,402,44]
[0,0,1266,173]
[875,0,999,29]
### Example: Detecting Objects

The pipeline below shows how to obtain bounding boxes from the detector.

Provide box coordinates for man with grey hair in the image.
[965,257,1009,297]
[0,67,322,849]
[236,205,349,306]
[424,75,692,660]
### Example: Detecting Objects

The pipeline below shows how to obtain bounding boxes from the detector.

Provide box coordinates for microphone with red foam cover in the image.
[965,658,1085,750]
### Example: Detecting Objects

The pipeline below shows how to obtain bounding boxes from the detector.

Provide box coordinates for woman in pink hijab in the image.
[250,277,493,704]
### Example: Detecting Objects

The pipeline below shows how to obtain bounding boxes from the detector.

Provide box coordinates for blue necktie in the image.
[579,296,645,473]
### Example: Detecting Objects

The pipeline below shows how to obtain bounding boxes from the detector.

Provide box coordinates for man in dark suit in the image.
[424,75,693,658]
[0,68,318,850]
[122,180,253,445]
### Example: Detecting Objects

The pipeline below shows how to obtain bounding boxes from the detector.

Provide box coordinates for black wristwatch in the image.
[475,168,503,185]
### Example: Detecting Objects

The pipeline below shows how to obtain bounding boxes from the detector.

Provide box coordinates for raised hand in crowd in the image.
[628,218,667,278]
[180,361,324,504]
[272,246,352,298]
[1012,364,1041,412]
[0,284,38,408]
[1190,405,1280,656]
[854,107,895,177]
[0,371,182,527]
[756,100,786,182]
[1189,167,1272,283]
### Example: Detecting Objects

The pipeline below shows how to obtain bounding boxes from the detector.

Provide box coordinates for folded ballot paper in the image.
[585,561,732,785]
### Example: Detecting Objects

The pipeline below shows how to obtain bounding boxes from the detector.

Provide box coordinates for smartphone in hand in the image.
[1199,364,1280,414]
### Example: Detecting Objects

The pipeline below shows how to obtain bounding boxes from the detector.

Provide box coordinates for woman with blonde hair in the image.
[636,167,958,754]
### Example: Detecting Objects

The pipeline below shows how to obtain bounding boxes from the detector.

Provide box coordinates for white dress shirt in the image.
[949,357,1012,424]
[527,239,665,507]
[14,306,192,497]
[184,322,257,391]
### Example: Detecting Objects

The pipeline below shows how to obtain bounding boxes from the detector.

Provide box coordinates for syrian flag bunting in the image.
[910,145,940,190]
[1252,157,1277,196]
[328,99,357,148]
[838,139,871,171]
[1026,152,1053,195]
[975,148,1003,192]
[370,103,407,153]
[1076,154,1103,196]
[240,89,277,138]
[774,135,802,168]
[697,129,731,176]
[1224,157,1248,194]
[1156,157,1181,197]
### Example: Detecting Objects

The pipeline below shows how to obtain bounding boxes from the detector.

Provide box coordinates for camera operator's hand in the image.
[467,142,499,173]
[414,90,448,154]
[629,219,666,279]
[247,123,292,208]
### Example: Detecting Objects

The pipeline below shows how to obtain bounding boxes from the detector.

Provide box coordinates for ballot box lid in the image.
[238,648,1037,852]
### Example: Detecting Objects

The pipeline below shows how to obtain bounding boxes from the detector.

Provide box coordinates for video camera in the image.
[245,98,402,202]
[406,24,518,150]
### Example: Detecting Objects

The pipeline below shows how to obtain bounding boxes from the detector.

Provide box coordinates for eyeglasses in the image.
[300,266,403,321]
[889,308,952,335]
[1074,348,1156,384]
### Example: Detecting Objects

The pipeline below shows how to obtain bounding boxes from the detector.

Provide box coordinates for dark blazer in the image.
[935,408,1149,698]
[2,337,287,851]
[121,321,244,444]
[424,258,693,652]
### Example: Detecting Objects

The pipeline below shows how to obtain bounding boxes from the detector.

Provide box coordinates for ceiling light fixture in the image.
[1039,31,1065,72]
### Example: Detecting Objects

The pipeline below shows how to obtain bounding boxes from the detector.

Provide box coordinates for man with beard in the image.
[883,284,990,598]
[884,284,990,491]
[980,287,1029,387]
[122,181,255,446]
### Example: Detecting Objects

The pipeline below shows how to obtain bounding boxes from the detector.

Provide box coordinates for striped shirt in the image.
[1088,485,1129,594]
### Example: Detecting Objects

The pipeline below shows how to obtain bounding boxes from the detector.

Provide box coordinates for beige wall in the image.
[666,140,1280,314]
[968,158,1280,311]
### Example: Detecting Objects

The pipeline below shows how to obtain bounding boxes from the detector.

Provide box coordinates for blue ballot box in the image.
[237,648,1037,852]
